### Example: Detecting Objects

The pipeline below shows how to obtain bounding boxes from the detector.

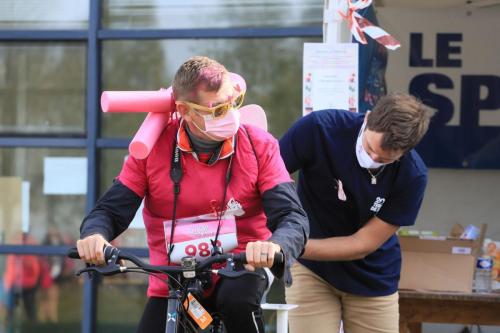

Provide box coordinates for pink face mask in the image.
[192,108,241,141]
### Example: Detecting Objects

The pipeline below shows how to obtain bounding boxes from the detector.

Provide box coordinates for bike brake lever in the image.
[75,246,124,277]
[76,264,123,277]
[214,267,265,280]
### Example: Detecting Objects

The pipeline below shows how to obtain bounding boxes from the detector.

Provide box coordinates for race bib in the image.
[164,214,238,264]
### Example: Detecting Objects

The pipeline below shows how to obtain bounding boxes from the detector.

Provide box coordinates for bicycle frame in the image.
[164,270,210,333]
[166,286,195,333]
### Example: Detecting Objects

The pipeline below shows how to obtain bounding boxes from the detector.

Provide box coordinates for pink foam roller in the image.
[229,72,246,93]
[113,73,247,159]
[101,87,174,113]
[239,104,268,132]
[129,112,171,159]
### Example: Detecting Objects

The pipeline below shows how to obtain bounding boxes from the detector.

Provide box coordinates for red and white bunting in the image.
[339,0,401,50]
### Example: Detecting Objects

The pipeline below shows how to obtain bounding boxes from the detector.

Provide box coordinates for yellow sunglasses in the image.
[176,92,245,120]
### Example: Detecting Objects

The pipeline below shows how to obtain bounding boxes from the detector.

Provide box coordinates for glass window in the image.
[0,0,89,29]
[0,148,86,245]
[101,37,321,138]
[100,149,147,248]
[100,149,128,196]
[96,265,148,333]
[0,43,86,135]
[103,0,322,29]
[0,254,84,332]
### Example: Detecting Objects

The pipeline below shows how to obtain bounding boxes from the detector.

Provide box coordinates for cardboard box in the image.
[399,236,481,293]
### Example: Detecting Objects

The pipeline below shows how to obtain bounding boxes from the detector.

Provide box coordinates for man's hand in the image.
[76,234,111,265]
[245,241,281,271]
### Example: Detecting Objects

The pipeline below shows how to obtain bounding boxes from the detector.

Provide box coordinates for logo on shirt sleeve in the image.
[370,197,386,213]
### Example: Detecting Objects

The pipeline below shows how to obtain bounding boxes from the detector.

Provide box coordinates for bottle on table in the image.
[474,255,493,293]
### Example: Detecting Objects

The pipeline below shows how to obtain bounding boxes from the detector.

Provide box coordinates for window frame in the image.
[0,1,322,333]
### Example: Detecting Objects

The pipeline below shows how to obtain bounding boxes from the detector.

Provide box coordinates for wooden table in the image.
[399,290,500,333]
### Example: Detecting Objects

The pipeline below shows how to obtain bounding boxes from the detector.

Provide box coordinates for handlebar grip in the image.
[233,251,284,265]
[274,251,284,264]
[67,247,81,259]
[67,245,117,261]
[103,245,118,262]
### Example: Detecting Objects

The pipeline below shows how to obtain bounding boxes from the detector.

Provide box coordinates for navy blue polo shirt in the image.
[279,109,428,296]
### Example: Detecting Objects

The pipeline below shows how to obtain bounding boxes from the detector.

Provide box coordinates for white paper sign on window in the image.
[303,43,359,116]
[44,157,87,195]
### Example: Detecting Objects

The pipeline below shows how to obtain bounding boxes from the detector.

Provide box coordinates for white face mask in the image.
[192,108,240,141]
[355,122,387,169]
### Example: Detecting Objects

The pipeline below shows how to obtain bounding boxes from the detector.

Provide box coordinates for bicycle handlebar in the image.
[67,246,283,277]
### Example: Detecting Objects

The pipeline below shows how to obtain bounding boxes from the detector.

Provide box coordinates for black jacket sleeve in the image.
[263,181,309,286]
[80,179,143,241]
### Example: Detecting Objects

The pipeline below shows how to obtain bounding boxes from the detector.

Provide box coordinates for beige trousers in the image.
[286,262,399,333]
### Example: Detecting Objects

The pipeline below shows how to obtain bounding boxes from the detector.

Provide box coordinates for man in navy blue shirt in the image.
[280,93,432,333]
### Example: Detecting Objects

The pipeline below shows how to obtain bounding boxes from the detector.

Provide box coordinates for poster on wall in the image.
[303,43,359,116]
[0,177,23,243]
[378,7,500,168]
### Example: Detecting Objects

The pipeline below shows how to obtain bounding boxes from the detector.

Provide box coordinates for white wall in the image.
[416,168,500,243]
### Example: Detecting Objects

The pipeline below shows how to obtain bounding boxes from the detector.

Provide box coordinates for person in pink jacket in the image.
[76,56,309,333]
